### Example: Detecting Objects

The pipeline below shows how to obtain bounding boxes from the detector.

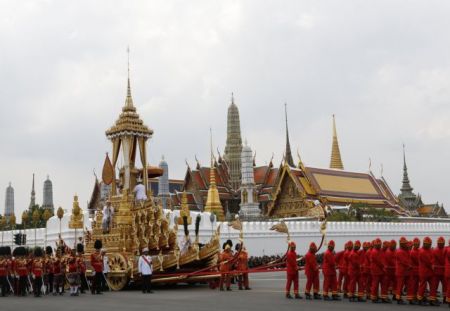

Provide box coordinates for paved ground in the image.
[0,272,443,311]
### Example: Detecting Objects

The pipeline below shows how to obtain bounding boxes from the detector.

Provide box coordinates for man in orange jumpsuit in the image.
[305,242,321,299]
[322,240,341,301]
[219,244,233,291]
[418,237,439,306]
[236,244,250,290]
[432,236,445,304]
[371,238,388,303]
[394,237,411,305]
[407,237,420,304]
[285,241,301,299]
[348,240,364,302]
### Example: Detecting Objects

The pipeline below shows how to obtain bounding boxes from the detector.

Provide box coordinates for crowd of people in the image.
[285,236,450,307]
[0,239,115,298]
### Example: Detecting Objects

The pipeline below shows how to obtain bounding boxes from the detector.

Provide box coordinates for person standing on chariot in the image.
[285,241,302,299]
[133,178,147,205]
[138,247,153,294]
[102,200,114,234]
[90,240,103,295]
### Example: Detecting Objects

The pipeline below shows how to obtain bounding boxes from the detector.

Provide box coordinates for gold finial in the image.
[204,128,224,220]
[125,46,134,109]
[57,206,64,220]
[330,114,344,170]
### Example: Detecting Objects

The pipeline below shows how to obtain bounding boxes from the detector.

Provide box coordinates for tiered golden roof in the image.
[105,78,153,138]
[330,115,344,170]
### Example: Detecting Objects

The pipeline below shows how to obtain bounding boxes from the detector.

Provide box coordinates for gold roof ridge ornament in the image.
[204,128,225,221]
[178,191,192,225]
[330,114,344,170]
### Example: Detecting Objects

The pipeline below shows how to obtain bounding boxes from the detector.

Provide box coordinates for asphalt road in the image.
[0,272,443,311]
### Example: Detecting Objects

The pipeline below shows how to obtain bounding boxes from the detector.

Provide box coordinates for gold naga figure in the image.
[82,72,221,290]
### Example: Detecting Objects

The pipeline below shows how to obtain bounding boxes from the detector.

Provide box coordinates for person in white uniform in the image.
[133,178,147,204]
[102,200,114,234]
[138,248,153,293]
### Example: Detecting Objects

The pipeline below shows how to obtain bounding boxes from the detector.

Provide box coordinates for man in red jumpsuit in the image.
[219,244,233,291]
[371,238,389,303]
[394,237,411,305]
[341,241,352,297]
[361,242,372,300]
[304,242,321,299]
[385,240,397,298]
[418,237,439,306]
[348,240,364,302]
[236,244,251,290]
[432,236,445,304]
[407,237,420,304]
[335,242,347,295]
[445,238,450,305]
[379,240,392,302]
[285,241,302,299]
[322,240,341,301]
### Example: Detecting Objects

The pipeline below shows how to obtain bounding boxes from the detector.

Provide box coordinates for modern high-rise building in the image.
[4,182,14,220]
[42,175,54,211]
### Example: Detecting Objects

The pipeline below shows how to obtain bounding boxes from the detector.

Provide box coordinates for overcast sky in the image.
[1,0,450,219]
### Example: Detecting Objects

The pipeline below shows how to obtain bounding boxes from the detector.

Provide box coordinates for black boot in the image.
[332,295,342,301]
[358,297,366,302]
[397,299,406,305]
[295,294,303,299]
[286,293,293,299]
[314,293,322,300]
[323,295,331,301]
[305,293,312,300]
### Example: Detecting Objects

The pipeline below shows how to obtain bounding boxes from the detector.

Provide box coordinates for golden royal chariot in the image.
[74,76,221,291]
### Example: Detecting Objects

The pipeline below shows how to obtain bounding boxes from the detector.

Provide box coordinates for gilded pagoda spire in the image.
[204,129,225,221]
[401,144,413,194]
[224,93,243,190]
[330,115,344,170]
[284,103,295,167]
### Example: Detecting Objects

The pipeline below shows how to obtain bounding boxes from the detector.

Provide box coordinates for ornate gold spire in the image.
[330,115,344,170]
[105,49,152,139]
[204,129,225,221]
[284,103,295,167]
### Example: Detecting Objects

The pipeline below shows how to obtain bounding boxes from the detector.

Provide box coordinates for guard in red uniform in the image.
[361,242,372,300]
[285,241,301,299]
[0,246,11,296]
[394,237,411,305]
[77,243,88,294]
[32,247,44,297]
[432,236,445,303]
[90,239,104,295]
[418,237,438,306]
[14,247,29,297]
[370,238,388,303]
[322,240,341,301]
[347,240,362,301]
[379,241,391,302]
[407,237,420,304]
[53,248,65,295]
[235,244,250,290]
[305,242,321,299]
